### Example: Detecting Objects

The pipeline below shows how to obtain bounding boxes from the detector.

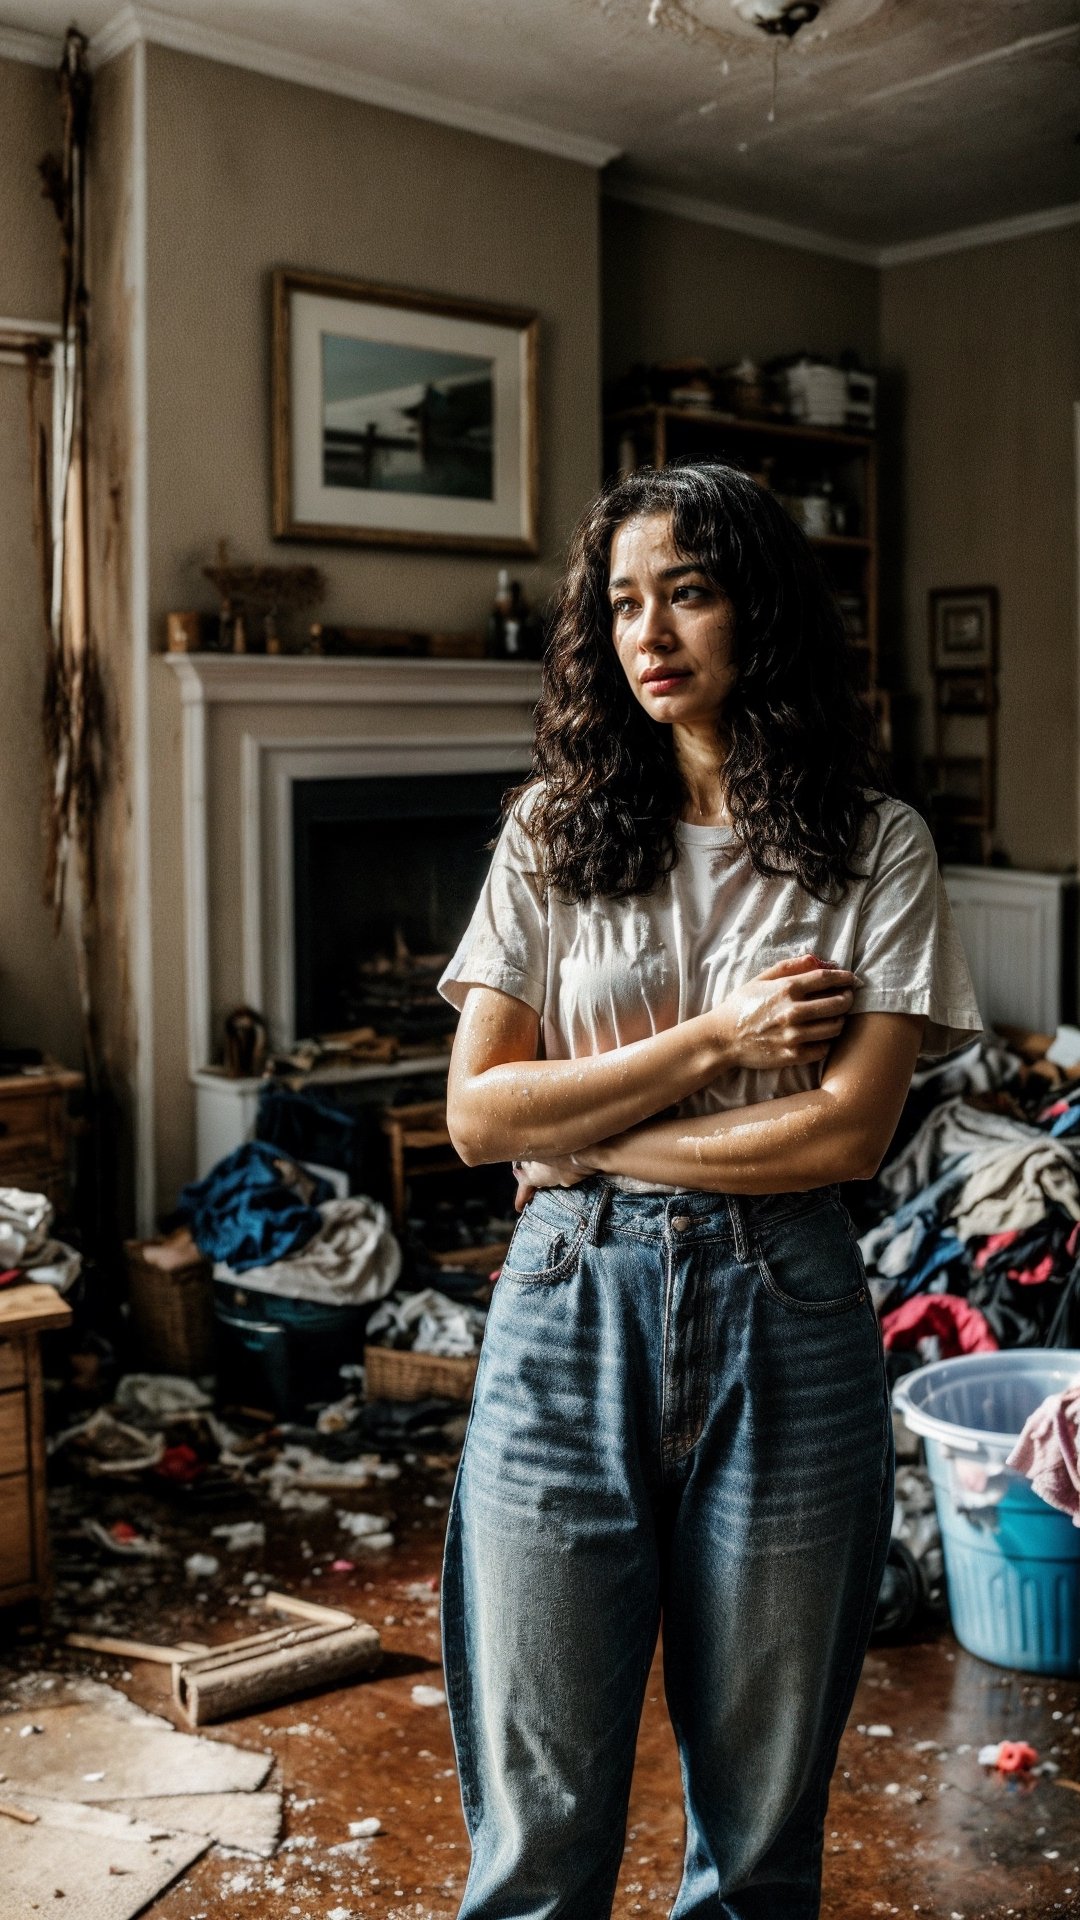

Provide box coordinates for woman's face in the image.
[607,512,737,728]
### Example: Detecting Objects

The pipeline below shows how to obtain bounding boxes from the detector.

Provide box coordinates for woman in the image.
[437,462,981,1919]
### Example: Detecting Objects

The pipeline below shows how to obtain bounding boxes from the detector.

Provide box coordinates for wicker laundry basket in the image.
[125,1238,215,1374]
[363,1343,478,1404]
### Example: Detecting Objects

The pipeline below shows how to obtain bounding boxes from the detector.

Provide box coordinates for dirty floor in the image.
[8,1457,1080,1920]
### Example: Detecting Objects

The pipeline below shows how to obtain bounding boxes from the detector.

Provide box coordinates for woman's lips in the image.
[642,671,691,695]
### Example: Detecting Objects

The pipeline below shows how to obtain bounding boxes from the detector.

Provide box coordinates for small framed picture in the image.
[937,673,995,714]
[272,268,539,554]
[929,586,998,673]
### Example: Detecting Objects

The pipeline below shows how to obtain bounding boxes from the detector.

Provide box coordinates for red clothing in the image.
[882,1293,999,1357]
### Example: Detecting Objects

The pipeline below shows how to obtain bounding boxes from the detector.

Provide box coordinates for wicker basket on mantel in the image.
[363,1344,478,1405]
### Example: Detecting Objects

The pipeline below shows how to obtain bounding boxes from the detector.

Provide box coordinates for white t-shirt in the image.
[438,790,983,1183]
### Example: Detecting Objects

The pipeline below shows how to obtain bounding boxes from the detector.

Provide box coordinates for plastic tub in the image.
[893,1350,1080,1676]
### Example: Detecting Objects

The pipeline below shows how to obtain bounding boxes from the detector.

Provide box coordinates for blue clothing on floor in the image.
[178,1140,333,1273]
[442,1176,893,1920]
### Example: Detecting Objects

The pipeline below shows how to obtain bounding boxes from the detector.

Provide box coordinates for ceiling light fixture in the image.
[645,0,886,124]
[730,1,819,38]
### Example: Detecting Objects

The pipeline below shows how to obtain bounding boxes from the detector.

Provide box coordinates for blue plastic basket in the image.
[893,1351,1080,1676]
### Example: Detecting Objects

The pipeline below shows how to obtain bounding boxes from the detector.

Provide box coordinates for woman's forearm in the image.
[448,1009,734,1166]
[587,1088,875,1193]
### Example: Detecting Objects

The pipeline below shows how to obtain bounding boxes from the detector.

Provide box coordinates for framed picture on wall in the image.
[928,586,998,672]
[272,268,539,554]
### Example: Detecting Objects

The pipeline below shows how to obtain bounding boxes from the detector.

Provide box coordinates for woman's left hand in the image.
[512,1153,587,1209]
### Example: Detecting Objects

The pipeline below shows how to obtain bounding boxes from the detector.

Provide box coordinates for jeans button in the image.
[671,1214,692,1234]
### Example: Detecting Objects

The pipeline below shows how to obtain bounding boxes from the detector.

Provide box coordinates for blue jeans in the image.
[442,1176,894,1920]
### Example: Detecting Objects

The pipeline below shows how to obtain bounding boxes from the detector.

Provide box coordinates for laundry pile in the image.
[857,1030,1080,1362]
[176,1140,401,1308]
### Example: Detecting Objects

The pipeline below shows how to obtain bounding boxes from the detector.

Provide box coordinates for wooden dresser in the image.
[0,1062,84,1213]
[0,1284,73,1612]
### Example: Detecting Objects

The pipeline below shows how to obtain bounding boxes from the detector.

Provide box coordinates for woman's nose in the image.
[637,597,675,647]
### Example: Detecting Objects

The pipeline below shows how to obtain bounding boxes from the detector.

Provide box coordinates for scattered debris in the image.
[211,1521,267,1552]
[979,1740,1039,1773]
[82,1518,168,1560]
[185,1552,221,1580]
[336,1511,395,1550]
[273,1486,331,1514]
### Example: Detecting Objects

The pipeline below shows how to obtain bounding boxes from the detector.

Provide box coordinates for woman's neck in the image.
[673,722,730,827]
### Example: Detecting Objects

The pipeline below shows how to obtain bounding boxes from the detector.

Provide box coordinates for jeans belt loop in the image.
[586,1180,613,1246]
[726,1193,749,1262]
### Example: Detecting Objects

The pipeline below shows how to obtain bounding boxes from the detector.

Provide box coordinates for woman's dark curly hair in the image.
[507,460,893,903]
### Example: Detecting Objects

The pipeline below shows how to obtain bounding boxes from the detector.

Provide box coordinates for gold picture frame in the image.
[272,268,539,555]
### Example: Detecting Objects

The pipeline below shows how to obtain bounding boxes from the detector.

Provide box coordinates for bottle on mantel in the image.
[487,567,547,660]
[487,568,516,657]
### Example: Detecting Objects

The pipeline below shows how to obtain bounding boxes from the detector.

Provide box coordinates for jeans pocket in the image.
[755,1199,868,1317]
[498,1201,588,1286]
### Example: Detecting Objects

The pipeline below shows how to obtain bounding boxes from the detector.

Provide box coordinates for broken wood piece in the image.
[0,1799,39,1823]
[65,1632,210,1665]
[175,1620,381,1726]
[261,1588,356,1628]
[173,1621,346,1677]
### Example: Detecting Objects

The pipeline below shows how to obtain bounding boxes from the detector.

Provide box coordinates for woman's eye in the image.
[611,598,635,616]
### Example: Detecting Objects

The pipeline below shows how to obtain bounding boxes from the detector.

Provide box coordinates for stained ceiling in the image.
[4,0,1079,251]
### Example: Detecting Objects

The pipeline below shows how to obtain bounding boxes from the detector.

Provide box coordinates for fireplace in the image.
[164,652,540,1186]
[291,769,516,1042]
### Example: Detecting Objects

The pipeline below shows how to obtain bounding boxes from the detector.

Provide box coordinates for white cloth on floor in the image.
[366,1287,487,1358]
[214,1196,401,1307]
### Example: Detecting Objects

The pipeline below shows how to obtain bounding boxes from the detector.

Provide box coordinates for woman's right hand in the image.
[717,952,858,1071]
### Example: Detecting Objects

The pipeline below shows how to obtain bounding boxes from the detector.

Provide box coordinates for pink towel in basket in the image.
[1005,1382,1080,1524]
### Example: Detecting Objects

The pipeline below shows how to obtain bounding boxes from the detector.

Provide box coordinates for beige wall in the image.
[144,47,600,636]
[142,45,602,1210]
[0,57,83,1067]
[602,195,879,377]
[879,228,1080,872]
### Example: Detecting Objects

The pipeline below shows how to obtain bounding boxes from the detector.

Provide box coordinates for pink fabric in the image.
[881,1293,999,1358]
[973,1230,1022,1272]
[1013,1252,1056,1287]
[1006,1382,1080,1525]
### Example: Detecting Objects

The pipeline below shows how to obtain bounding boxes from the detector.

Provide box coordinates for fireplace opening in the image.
[292,770,520,1045]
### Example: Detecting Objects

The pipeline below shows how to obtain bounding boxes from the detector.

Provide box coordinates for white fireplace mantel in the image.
[166,650,543,708]
[164,651,541,1086]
